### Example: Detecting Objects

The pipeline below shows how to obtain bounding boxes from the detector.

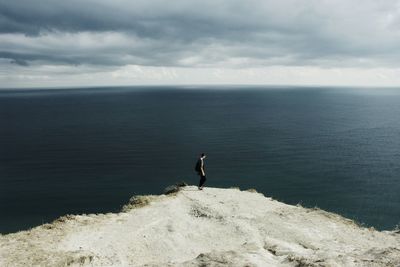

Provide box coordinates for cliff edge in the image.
[1,186,399,266]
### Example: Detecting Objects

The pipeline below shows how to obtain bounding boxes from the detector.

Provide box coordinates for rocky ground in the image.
[1,186,399,266]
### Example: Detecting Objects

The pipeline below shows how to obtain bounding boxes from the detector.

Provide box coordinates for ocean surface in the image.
[1,86,399,233]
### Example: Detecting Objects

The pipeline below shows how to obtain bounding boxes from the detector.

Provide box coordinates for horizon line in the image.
[1,83,400,91]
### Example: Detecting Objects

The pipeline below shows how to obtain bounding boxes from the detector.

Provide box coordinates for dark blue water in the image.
[1,86,400,233]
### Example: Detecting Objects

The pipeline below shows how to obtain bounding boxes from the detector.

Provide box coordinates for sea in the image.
[1,86,399,233]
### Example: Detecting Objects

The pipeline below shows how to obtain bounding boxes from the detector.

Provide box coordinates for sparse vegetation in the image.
[121,195,156,212]
[246,188,258,193]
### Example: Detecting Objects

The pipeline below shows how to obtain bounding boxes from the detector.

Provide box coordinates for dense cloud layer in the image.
[1,0,400,87]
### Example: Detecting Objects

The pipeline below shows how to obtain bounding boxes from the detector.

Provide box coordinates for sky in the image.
[1,0,400,88]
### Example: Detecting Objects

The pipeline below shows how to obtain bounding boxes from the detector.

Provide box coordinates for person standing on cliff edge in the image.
[195,153,207,190]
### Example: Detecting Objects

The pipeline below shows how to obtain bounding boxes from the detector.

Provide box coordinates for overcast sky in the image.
[1,0,400,88]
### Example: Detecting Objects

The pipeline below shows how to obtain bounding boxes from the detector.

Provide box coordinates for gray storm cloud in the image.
[1,0,400,70]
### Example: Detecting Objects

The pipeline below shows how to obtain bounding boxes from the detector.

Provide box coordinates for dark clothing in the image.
[197,157,206,188]
[199,174,206,188]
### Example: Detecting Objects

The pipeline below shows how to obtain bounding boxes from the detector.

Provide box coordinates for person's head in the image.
[201,153,206,159]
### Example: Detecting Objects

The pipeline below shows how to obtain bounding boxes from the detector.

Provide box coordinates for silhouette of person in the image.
[196,153,207,190]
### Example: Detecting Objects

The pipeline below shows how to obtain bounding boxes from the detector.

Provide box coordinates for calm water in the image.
[1,86,400,233]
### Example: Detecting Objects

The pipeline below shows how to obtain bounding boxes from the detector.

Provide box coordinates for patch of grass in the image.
[121,195,155,212]
[246,188,258,193]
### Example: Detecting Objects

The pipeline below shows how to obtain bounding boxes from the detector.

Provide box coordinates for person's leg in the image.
[197,173,202,189]
[199,175,206,189]
[198,175,203,189]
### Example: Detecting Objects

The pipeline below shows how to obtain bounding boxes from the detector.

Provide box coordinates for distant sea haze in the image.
[1,86,399,233]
